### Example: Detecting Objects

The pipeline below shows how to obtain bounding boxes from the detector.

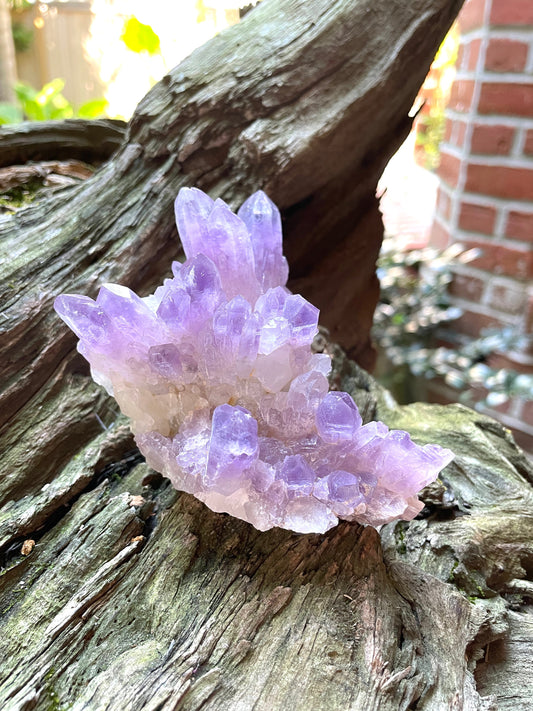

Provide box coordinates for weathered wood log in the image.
[0,0,464,424]
[0,118,126,167]
[0,344,532,710]
[0,160,95,192]
[3,0,532,709]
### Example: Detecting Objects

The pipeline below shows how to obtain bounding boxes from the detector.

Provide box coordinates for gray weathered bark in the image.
[4,1,531,709]
[0,344,532,710]
[0,118,127,167]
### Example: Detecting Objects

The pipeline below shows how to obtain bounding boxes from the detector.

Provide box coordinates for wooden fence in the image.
[12,1,105,108]
[11,0,241,113]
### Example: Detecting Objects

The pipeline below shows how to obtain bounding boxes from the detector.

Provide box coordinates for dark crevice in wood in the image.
[0,119,127,168]
[0,439,142,570]
[4,1,533,709]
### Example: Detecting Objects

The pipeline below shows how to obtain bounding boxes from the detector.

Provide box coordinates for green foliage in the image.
[15,79,73,121]
[0,102,23,125]
[0,180,44,214]
[120,16,161,55]
[0,80,108,125]
[415,25,459,171]
[415,107,446,171]
[76,98,109,119]
[11,20,33,53]
[7,1,33,10]
[374,239,533,409]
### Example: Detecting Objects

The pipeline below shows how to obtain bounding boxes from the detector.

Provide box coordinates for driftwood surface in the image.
[0,344,532,711]
[2,0,532,709]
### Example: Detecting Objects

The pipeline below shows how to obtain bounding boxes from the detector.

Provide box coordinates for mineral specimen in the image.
[55,188,454,534]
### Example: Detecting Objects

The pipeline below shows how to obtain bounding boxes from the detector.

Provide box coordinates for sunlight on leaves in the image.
[121,17,161,55]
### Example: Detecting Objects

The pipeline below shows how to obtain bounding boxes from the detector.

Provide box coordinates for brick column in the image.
[431,0,533,448]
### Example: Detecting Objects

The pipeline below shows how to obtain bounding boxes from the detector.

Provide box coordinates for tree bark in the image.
[0,0,463,408]
[0,118,127,167]
[4,1,531,710]
[0,344,532,710]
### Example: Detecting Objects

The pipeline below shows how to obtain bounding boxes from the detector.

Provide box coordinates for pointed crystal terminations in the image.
[55,187,454,534]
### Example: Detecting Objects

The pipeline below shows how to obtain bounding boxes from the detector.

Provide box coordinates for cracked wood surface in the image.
[0,349,532,710]
[0,119,126,168]
[3,0,532,708]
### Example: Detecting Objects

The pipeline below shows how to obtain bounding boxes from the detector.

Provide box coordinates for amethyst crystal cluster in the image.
[55,188,453,534]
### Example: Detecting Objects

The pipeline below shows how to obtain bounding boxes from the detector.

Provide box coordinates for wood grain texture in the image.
[4,1,531,709]
[0,346,531,710]
[0,119,126,167]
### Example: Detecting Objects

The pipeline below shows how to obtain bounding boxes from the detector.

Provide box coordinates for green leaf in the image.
[49,103,74,120]
[77,98,108,119]
[14,82,38,103]
[121,16,160,55]
[39,78,66,98]
[14,79,72,121]
[0,103,23,125]
[12,21,34,53]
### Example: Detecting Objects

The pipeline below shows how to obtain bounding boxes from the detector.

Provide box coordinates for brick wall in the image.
[431,0,533,451]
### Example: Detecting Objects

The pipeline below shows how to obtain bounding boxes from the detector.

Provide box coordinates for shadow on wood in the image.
[3,1,532,709]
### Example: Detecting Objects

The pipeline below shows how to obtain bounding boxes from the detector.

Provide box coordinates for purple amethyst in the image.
[316,391,363,443]
[54,187,454,534]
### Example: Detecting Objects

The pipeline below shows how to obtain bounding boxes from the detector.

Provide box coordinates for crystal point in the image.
[238,190,288,289]
[55,186,454,534]
[316,391,362,443]
[205,404,259,493]
[174,187,213,260]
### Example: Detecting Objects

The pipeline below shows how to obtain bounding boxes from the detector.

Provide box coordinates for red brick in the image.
[513,429,533,456]
[524,129,533,156]
[424,382,457,407]
[455,121,467,148]
[523,401,533,425]
[485,39,529,72]
[459,201,497,234]
[449,273,486,301]
[487,283,527,314]
[444,118,453,143]
[454,309,506,337]
[490,0,533,26]
[438,151,462,187]
[465,164,533,201]
[467,39,482,72]
[472,385,513,414]
[463,238,533,279]
[505,210,533,242]
[460,0,487,33]
[449,79,476,112]
[471,124,515,155]
[457,44,465,71]
[445,119,467,148]
[488,353,533,373]
[436,186,452,221]
[478,83,533,117]
[526,295,533,333]
[522,401,533,434]
[430,220,450,248]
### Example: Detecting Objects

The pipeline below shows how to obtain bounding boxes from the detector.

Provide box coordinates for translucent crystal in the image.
[237,190,289,290]
[204,404,259,494]
[316,391,362,443]
[55,187,454,534]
